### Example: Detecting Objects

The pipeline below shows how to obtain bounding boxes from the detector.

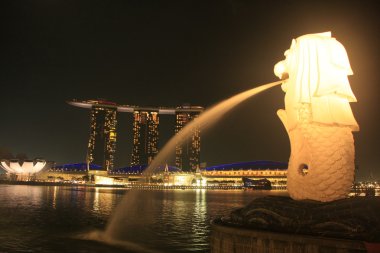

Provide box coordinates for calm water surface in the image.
[0,185,286,253]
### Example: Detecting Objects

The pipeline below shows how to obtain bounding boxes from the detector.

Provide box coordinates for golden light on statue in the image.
[274,32,359,202]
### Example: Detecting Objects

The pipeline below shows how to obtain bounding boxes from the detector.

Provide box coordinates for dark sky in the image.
[1,0,379,180]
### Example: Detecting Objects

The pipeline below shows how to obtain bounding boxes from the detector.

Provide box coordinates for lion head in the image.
[274,32,359,131]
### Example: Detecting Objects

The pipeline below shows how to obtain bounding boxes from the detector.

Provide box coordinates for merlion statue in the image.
[274,32,359,202]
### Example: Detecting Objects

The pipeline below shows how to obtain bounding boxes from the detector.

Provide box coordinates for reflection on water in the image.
[2,184,43,208]
[102,189,287,252]
[191,189,208,249]
[0,185,286,253]
[0,185,126,253]
[52,186,57,209]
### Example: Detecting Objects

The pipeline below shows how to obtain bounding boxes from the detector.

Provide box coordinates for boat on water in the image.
[242,177,272,190]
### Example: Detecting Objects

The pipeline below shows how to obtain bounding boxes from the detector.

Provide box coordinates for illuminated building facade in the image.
[1,159,47,181]
[86,102,117,171]
[68,100,203,170]
[175,106,202,172]
[202,161,288,189]
[73,100,117,171]
[131,110,159,165]
[38,161,287,188]
[109,161,288,189]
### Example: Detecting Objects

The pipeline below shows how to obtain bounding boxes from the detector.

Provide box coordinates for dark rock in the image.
[220,196,380,242]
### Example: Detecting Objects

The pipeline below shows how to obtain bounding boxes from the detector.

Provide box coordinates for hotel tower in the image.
[69,100,203,171]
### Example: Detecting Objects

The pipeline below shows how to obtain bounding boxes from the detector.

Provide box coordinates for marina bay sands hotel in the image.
[68,99,203,172]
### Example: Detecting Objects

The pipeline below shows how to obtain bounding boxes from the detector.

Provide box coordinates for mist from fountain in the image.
[82,80,283,252]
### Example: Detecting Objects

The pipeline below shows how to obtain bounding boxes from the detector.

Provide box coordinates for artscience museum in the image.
[0,159,47,180]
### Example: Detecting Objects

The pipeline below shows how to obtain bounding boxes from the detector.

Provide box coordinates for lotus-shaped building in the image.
[1,159,46,176]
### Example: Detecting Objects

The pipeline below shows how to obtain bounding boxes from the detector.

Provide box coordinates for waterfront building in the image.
[0,159,48,181]
[175,106,203,172]
[202,161,288,189]
[38,162,89,182]
[110,160,288,189]
[86,101,117,172]
[69,100,203,169]
[69,100,119,172]
[36,160,287,188]
[111,164,183,184]
[131,110,159,166]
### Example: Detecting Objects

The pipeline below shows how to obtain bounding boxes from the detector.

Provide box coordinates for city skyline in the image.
[69,99,203,170]
[1,1,379,180]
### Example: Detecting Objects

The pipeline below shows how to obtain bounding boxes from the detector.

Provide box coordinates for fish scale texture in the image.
[287,104,355,202]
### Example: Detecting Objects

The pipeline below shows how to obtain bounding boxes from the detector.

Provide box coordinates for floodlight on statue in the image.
[274,32,359,202]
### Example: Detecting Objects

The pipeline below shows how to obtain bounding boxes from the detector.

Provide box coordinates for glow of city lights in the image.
[94,175,114,185]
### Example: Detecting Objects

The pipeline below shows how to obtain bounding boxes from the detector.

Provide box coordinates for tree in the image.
[0,148,14,159]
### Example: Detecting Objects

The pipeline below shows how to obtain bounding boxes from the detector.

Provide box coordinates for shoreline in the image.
[0,180,286,190]
[1,180,378,195]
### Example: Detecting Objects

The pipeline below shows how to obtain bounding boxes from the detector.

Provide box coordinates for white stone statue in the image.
[274,32,359,202]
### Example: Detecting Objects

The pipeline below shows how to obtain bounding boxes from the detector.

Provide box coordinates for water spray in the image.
[146,79,285,175]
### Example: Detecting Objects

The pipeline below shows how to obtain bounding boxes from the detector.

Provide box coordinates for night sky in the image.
[1,0,379,180]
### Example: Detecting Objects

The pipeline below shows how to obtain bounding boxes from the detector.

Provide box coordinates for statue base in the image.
[210,196,380,253]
